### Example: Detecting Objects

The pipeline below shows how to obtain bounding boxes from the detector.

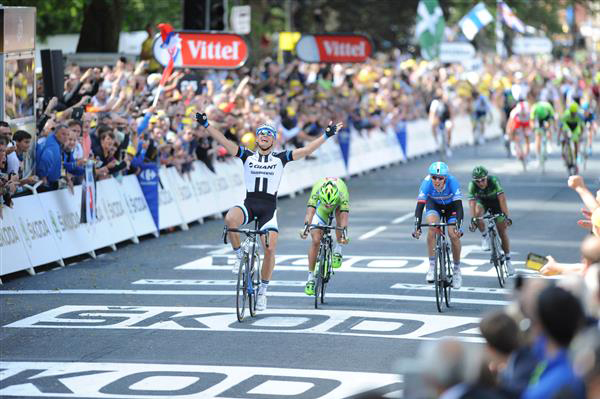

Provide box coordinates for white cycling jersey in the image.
[236,146,294,202]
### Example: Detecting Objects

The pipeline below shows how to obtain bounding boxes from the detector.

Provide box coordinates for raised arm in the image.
[292,121,343,160]
[195,112,239,156]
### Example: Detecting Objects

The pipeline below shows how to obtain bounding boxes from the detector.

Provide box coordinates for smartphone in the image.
[526,253,548,271]
[72,106,84,120]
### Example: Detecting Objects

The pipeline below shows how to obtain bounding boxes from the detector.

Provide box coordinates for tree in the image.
[76,0,124,52]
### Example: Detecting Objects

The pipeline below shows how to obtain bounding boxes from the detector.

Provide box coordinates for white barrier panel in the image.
[189,161,220,218]
[406,119,436,159]
[166,168,203,224]
[212,161,239,212]
[5,194,62,268]
[37,186,97,259]
[221,159,246,206]
[93,178,137,248]
[158,167,186,230]
[117,175,158,237]
[0,206,33,276]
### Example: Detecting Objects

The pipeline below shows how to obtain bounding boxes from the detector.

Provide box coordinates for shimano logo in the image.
[248,162,276,170]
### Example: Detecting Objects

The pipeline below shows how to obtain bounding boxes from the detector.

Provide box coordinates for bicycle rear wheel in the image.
[435,240,444,313]
[249,250,261,317]
[236,257,248,322]
[444,244,452,308]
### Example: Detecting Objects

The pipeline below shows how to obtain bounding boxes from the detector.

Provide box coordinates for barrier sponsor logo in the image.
[214,177,229,192]
[296,34,372,63]
[17,216,51,249]
[5,306,482,341]
[0,362,398,398]
[0,224,20,247]
[124,194,148,214]
[140,168,158,182]
[153,32,249,70]
[158,189,174,206]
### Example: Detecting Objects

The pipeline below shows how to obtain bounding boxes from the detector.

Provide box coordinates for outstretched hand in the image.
[195,112,209,128]
[325,121,344,138]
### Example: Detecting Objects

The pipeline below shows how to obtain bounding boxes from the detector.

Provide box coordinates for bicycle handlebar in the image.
[419,222,457,227]
[222,226,270,248]
[472,213,505,221]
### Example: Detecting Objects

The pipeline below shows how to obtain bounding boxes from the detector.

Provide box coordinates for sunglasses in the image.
[431,175,446,181]
[474,178,487,183]
[257,130,276,138]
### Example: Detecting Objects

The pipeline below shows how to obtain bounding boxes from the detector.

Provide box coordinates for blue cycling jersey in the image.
[417,175,463,205]
[583,112,595,123]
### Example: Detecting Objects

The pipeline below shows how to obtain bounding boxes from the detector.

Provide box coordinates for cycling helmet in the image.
[428,161,449,177]
[319,181,339,205]
[472,165,488,180]
[582,102,590,112]
[569,102,579,114]
[256,123,277,138]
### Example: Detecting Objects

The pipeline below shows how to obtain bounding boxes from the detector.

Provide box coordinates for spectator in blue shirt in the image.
[522,286,586,399]
[36,124,70,191]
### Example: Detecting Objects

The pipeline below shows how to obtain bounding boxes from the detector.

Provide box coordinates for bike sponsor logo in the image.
[5,306,482,342]
[153,32,249,69]
[296,34,372,63]
[0,362,399,398]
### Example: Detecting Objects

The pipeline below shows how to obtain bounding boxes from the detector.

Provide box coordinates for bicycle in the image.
[560,128,579,176]
[471,213,509,288]
[533,121,550,174]
[435,121,449,159]
[416,221,455,313]
[512,127,529,171]
[302,216,347,309]
[223,218,269,322]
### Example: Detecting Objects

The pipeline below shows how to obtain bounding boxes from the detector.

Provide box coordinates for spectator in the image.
[35,123,69,191]
[571,327,600,399]
[67,120,85,161]
[8,130,38,192]
[523,285,586,399]
[94,129,127,180]
[0,120,12,142]
[541,234,600,276]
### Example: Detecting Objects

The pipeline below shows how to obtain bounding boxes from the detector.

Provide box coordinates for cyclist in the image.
[581,102,596,156]
[468,166,514,276]
[412,161,464,289]
[506,99,532,163]
[429,90,453,157]
[559,103,585,173]
[300,177,349,296]
[196,112,342,311]
[471,91,492,145]
[530,100,556,162]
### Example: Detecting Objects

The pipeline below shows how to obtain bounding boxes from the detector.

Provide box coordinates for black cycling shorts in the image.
[237,196,278,232]
[425,198,458,223]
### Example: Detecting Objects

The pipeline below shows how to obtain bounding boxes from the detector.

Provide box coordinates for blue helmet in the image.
[582,102,590,111]
[256,123,277,138]
[428,161,449,177]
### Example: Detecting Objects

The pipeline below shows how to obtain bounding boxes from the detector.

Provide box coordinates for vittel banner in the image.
[295,34,372,63]
[153,32,249,69]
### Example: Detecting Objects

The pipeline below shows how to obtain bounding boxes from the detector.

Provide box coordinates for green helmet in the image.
[472,165,488,180]
[319,181,339,205]
[569,102,579,114]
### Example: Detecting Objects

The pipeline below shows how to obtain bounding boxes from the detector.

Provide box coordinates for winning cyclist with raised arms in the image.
[300,177,349,296]
[196,112,343,311]
[412,162,464,289]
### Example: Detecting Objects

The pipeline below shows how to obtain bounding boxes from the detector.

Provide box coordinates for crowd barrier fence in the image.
[0,110,501,280]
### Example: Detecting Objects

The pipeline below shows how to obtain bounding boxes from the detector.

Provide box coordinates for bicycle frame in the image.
[223,219,269,321]
[420,221,455,312]
[474,213,507,287]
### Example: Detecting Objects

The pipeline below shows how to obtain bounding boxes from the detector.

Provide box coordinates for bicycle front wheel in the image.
[314,247,325,309]
[490,230,506,287]
[249,250,261,317]
[236,257,248,322]
[435,240,444,313]
[320,249,331,304]
[444,244,452,308]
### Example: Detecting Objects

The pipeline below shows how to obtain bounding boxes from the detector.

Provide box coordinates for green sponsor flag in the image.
[415,0,445,60]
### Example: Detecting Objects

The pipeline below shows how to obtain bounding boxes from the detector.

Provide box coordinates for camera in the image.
[72,106,84,121]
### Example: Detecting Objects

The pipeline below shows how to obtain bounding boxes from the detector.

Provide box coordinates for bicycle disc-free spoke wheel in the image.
[435,248,444,313]
[444,246,452,308]
[236,260,247,322]
[249,252,259,317]
[320,252,331,305]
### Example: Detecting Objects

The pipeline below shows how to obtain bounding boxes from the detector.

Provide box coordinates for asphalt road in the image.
[1,136,597,399]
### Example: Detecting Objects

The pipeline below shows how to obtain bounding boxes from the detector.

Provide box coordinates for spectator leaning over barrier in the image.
[0,120,12,143]
[35,123,69,191]
[0,135,17,210]
[523,285,586,399]
[94,128,128,180]
[8,130,38,194]
[62,127,85,189]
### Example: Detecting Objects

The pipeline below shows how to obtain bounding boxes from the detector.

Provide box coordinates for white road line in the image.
[132,279,306,287]
[391,283,511,295]
[0,289,510,306]
[392,212,413,224]
[358,226,387,240]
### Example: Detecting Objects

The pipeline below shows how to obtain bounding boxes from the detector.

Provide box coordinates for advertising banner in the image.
[93,179,136,249]
[0,206,33,276]
[157,166,186,230]
[295,34,372,63]
[153,32,249,69]
[137,163,159,229]
[117,175,158,238]
[189,161,220,218]
[166,168,203,224]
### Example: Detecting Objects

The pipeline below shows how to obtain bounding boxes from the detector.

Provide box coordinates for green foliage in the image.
[2,0,181,41]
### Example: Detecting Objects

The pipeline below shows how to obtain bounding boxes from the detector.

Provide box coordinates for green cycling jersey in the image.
[531,101,555,121]
[468,175,504,202]
[307,177,350,222]
[560,110,584,141]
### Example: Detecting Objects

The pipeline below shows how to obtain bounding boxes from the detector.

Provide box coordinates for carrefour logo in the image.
[140,169,158,181]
